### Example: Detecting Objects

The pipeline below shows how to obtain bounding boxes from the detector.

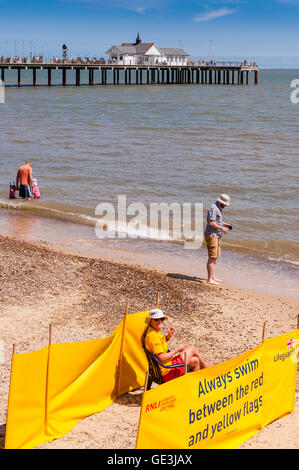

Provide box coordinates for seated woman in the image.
[144,308,212,383]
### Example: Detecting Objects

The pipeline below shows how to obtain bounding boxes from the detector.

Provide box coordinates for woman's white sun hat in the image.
[217,194,230,206]
[145,308,168,324]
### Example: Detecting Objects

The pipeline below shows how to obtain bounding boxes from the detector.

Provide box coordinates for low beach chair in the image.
[141,328,187,390]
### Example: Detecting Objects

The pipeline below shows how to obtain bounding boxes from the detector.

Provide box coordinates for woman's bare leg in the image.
[183,345,213,369]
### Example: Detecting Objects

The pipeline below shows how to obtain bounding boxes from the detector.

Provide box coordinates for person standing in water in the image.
[16,161,33,200]
[204,194,231,285]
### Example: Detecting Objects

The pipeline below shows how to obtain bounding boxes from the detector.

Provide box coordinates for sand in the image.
[0,234,298,449]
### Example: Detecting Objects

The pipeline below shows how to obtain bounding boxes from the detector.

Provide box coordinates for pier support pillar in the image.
[246,70,249,85]
[136,68,138,85]
[240,71,244,85]
[226,70,230,85]
[89,68,94,86]
[129,69,131,85]
[48,68,51,86]
[1,68,4,83]
[76,68,80,86]
[117,68,119,85]
[140,69,143,85]
[18,68,21,87]
[255,70,258,85]
[32,68,36,87]
[62,68,66,86]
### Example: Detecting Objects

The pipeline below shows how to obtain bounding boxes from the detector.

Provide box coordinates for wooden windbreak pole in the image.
[156,293,160,309]
[262,322,266,343]
[143,370,150,392]
[135,371,149,449]
[44,324,52,435]
[4,344,16,448]
[116,301,129,396]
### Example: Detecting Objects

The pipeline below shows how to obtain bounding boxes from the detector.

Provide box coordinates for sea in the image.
[0,69,298,300]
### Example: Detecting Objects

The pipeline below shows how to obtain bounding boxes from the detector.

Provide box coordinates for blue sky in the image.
[0,0,299,66]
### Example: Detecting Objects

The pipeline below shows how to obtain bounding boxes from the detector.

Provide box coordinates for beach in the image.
[0,234,298,449]
[1,68,298,450]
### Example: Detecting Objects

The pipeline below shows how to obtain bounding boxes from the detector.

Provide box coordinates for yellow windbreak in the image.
[136,329,299,449]
[5,310,149,449]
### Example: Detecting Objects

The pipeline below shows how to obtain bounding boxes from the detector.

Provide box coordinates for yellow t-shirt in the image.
[144,326,172,375]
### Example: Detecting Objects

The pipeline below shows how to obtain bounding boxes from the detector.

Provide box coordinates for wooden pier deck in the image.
[0,62,259,87]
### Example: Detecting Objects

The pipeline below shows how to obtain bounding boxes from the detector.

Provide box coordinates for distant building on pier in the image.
[106,33,189,66]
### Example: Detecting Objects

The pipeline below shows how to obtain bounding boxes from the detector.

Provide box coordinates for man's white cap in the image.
[145,308,168,324]
[217,194,230,206]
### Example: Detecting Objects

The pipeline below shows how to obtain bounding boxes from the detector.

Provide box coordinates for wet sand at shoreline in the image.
[0,234,298,449]
[1,207,298,302]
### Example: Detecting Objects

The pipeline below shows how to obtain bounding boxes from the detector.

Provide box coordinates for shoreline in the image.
[0,207,298,302]
[0,233,298,449]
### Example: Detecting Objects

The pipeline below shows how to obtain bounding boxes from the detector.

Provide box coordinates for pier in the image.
[0,62,259,87]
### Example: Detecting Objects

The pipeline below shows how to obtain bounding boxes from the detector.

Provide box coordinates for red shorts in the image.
[162,355,185,383]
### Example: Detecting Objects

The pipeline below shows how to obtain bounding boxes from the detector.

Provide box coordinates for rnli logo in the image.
[145,395,177,413]
[274,338,298,363]
[145,401,160,413]
[287,339,295,350]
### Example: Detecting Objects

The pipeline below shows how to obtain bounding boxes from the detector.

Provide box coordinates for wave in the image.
[1,198,299,268]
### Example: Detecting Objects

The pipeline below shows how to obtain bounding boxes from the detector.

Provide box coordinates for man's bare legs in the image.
[207,257,218,285]
[207,257,223,284]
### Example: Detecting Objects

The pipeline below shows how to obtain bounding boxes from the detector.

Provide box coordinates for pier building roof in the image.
[106,35,189,57]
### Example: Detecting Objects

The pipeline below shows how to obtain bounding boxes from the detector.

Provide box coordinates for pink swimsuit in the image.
[33,183,40,199]
[9,186,16,199]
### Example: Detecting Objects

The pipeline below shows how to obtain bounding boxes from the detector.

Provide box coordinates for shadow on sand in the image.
[114,390,143,407]
[167,273,204,283]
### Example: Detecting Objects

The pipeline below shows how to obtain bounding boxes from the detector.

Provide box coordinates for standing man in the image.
[16,161,33,200]
[204,194,231,285]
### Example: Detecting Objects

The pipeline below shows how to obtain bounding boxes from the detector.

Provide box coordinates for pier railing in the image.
[0,57,258,68]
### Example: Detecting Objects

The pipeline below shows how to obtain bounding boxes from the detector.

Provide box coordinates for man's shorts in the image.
[162,355,185,383]
[19,184,31,199]
[205,234,221,259]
